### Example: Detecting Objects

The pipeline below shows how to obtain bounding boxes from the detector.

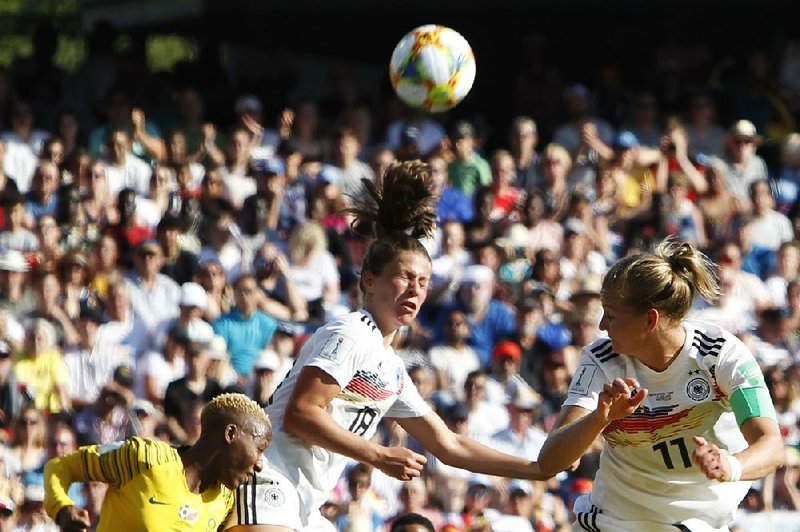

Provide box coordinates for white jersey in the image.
[564,319,769,528]
[264,309,430,518]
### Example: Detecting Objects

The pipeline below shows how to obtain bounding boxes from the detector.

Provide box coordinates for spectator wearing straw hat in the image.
[0,249,35,318]
[721,119,768,203]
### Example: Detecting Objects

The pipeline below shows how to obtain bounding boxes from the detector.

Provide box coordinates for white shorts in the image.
[571,494,730,532]
[223,463,335,532]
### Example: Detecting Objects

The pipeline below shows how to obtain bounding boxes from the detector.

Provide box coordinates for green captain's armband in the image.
[731,387,777,426]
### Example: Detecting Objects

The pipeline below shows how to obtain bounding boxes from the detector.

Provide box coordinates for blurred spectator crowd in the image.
[0,18,798,532]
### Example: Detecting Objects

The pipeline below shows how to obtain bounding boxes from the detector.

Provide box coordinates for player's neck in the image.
[639,326,687,372]
[179,444,216,493]
[361,304,397,347]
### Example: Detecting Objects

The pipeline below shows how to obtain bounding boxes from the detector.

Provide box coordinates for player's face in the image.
[223,425,270,489]
[366,251,431,330]
[598,297,648,355]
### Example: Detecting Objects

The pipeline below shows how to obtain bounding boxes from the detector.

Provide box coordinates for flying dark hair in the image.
[346,160,438,289]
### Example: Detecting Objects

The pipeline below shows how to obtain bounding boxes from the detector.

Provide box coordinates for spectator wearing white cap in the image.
[0,249,35,318]
[205,334,237,388]
[155,281,214,348]
[433,264,516,366]
[721,119,768,202]
[250,348,282,408]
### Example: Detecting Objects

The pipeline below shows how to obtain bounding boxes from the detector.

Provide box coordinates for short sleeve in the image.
[562,348,606,411]
[319,251,341,288]
[714,342,768,397]
[306,332,366,390]
[386,370,432,419]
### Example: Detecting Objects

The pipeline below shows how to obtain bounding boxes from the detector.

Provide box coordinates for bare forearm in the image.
[539,409,606,476]
[444,434,545,480]
[281,277,309,322]
[677,156,707,194]
[135,131,166,161]
[736,434,785,480]
[284,406,382,466]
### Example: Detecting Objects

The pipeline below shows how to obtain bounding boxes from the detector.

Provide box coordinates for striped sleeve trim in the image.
[590,340,619,363]
[692,331,725,359]
[236,473,259,525]
[576,504,602,531]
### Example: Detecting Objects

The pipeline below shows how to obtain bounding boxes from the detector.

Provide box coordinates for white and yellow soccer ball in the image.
[389,24,476,113]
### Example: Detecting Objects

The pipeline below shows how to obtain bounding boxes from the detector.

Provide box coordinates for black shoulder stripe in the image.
[593,343,614,359]
[597,352,619,363]
[695,331,725,346]
[359,313,377,331]
[590,340,612,354]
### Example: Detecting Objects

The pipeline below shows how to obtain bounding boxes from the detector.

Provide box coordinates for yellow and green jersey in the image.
[45,437,234,531]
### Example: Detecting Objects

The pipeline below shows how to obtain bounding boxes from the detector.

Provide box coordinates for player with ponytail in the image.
[228,161,550,532]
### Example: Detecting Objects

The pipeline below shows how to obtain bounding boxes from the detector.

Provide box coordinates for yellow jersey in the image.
[13,349,69,413]
[44,437,234,531]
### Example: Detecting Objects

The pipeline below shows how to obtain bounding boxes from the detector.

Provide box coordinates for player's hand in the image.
[376,446,427,481]
[131,108,146,133]
[692,436,732,481]
[56,505,91,531]
[597,377,647,424]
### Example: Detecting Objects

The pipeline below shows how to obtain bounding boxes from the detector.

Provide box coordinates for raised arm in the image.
[396,411,547,480]
[283,366,426,480]
[539,377,647,477]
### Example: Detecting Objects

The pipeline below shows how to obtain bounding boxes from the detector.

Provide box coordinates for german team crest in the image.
[686,377,711,401]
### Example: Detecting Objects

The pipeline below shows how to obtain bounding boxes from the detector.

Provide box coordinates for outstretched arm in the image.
[396,411,546,480]
[283,366,426,480]
[539,377,647,477]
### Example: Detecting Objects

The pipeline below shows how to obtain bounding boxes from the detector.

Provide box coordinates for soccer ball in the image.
[389,24,476,113]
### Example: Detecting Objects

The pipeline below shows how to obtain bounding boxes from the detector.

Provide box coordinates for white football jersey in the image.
[564,319,769,528]
[264,309,430,516]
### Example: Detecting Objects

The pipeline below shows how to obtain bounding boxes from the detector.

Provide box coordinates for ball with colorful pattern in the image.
[390,24,476,113]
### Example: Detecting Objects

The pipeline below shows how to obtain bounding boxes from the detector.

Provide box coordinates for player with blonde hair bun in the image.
[539,240,784,531]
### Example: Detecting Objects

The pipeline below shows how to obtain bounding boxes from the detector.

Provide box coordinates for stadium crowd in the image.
[0,19,797,532]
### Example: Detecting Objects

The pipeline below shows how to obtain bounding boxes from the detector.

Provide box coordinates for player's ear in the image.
[644,308,660,332]
[361,271,375,294]
[224,424,238,444]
